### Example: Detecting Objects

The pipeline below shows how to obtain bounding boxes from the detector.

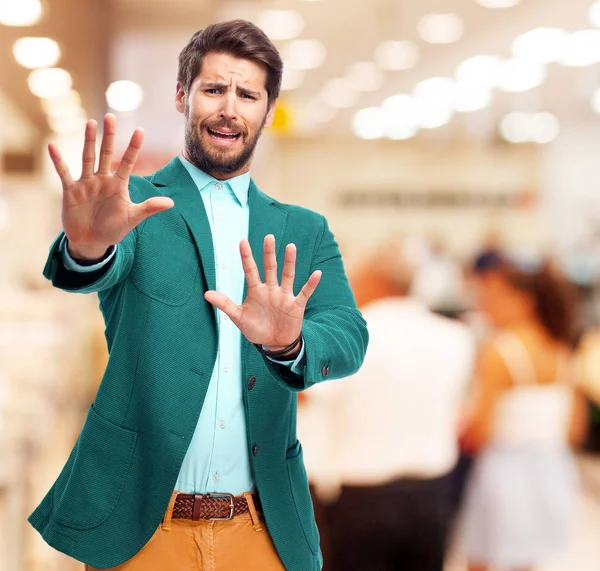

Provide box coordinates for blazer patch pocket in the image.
[286,444,320,554]
[132,234,199,306]
[53,405,138,530]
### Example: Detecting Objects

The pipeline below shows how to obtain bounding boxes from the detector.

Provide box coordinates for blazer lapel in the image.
[246,180,288,298]
[149,158,217,292]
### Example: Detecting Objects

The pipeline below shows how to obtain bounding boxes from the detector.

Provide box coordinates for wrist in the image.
[265,343,301,360]
[255,334,303,359]
[67,241,111,262]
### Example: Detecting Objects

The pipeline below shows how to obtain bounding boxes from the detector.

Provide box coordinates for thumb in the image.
[130,197,174,226]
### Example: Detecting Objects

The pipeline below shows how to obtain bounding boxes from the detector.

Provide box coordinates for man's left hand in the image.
[204,234,322,356]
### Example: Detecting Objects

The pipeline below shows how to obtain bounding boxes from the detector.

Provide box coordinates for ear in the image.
[175,81,186,115]
[264,102,276,129]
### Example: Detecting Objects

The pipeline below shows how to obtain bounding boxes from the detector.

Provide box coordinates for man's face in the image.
[176,52,275,179]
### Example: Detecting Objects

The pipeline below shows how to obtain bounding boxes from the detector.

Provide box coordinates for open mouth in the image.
[207,127,242,142]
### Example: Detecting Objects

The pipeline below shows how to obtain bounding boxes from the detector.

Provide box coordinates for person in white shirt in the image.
[299,245,476,571]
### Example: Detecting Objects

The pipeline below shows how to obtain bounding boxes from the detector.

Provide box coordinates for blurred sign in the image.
[339,188,538,209]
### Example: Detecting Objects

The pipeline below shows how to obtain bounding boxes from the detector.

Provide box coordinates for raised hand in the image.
[204,234,322,352]
[50,113,174,260]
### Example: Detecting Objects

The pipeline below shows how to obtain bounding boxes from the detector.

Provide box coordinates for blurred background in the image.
[2,0,600,570]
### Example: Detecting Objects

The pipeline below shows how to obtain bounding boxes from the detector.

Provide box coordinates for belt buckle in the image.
[207,493,235,520]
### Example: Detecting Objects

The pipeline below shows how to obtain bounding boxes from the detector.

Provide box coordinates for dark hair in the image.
[178,20,283,106]
[474,253,578,344]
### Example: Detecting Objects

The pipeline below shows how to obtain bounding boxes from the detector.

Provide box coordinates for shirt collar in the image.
[178,154,250,207]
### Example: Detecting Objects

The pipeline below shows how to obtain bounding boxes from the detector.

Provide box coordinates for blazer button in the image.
[322,365,330,377]
[253,445,259,457]
[247,376,256,390]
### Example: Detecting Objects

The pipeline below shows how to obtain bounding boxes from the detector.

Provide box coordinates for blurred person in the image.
[301,243,475,571]
[410,236,466,316]
[28,20,368,571]
[459,254,588,571]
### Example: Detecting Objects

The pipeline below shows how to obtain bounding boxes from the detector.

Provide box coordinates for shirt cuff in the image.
[266,337,306,374]
[60,236,117,273]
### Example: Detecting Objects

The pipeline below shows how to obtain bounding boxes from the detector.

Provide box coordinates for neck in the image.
[182,149,251,181]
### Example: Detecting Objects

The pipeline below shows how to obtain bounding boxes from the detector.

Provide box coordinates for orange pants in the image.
[85,491,285,571]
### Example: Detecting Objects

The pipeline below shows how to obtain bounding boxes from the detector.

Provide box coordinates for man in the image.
[300,245,474,571]
[28,20,368,571]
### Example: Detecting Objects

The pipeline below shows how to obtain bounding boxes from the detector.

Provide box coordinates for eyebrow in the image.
[199,81,262,99]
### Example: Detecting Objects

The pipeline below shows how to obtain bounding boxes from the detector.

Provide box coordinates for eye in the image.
[206,88,221,94]
[241,93,256,100]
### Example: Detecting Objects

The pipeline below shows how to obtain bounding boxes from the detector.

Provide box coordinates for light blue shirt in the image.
[61,155,305,495]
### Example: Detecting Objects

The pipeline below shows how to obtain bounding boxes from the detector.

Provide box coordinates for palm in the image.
[50,114,173,256]
[204,235,322,349]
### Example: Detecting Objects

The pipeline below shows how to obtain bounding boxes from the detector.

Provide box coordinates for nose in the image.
[218,92,238,123]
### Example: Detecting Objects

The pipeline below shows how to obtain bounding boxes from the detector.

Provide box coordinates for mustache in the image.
[201,118,248,137]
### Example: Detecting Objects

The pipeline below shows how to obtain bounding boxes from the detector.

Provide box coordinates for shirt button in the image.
[213,473,219,482]
[322,365,330,377]
[215,183,222,190]
[252,445,259,457]
[220,263,227,270]
[219,421,226,429]
[222,314,230,321]
[247,376,256,390]
[223,365,230,373]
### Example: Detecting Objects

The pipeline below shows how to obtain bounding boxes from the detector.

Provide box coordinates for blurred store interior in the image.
[2,0,600,570]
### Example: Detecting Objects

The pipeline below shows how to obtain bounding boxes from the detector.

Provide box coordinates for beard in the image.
[184,108,267,177]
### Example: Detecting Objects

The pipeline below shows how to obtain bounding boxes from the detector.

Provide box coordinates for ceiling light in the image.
[454,82,492,112]
[500,112,530,143]
[418,107,454,129]
[592,88,600,114]
[476,0,520,7]
[0,0,42,26]
[13,38,61,70]
[281,68,305,91]
[414,77,456,108]
[352,107,385,140]
[455,55,503,89]
[282,39,327,70]
[418,13,464,45]
[374,40,420,71]
[320,77,359,109]
[558,30,600,67]
[28,68,73,99]
[590,1,600,27]
[529,112,559,144]
[256,10,304,41]
[106,80,144,112]
[345,62,385,92]
[381,95,420,140]
[496,59,546,92]
[412,77,456,128]
[512,28,568,64]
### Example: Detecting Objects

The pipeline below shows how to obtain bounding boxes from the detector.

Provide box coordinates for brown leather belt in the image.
[172,493,262,521]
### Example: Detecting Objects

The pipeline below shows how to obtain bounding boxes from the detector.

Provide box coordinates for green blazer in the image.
[28,157,368,570]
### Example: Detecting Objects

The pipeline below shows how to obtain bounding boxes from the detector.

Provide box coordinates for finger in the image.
[295,270,322,310]
[204,291,242,324]
[129,197,174,227]
[263,234,278,286]
[97,113,116,174]
[81,120,97,179]
[48,143,74,190]
[280,243,296,293]
[115,128,144,182]
[240,239,261,289]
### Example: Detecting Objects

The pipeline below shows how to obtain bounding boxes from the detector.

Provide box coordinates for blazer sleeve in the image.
[264,216,369,391]
[42,227,137,294]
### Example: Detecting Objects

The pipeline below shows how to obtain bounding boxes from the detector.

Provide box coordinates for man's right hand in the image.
[49,113,174,261]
